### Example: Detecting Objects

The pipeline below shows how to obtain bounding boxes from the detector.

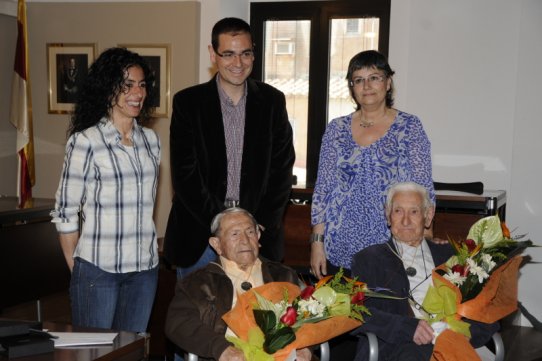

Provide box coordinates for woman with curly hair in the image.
[51,47,161,332]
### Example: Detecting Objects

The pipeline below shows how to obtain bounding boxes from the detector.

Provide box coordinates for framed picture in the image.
[47,43,96,114]
[120,44,170,118]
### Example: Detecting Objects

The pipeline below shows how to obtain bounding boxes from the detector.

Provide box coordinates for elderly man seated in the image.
[165,207,311,361]
[351,182,498,361]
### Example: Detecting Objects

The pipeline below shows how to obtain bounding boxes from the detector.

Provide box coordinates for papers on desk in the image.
[48,332,118,347]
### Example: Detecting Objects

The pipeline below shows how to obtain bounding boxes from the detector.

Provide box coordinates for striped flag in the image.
[9,0,35,209]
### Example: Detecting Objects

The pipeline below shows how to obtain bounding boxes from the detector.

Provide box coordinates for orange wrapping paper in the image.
[431,329,481,361]
[432,256,522,323]
[222,282,362,361]
[431,256,523,360]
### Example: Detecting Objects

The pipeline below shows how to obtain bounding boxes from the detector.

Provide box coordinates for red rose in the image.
[280,306,297,326]
[452,264,467,276]
[351,291,365,305]
[464,239,477,252]
[300,285,315,300]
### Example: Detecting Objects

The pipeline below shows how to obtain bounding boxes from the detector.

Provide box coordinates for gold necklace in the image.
[359,117,375,128]
[359,109,387,128]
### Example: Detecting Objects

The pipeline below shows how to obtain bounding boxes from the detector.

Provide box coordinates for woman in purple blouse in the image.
[310,50,434,279]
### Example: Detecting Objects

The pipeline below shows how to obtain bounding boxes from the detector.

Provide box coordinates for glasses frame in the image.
[349,74,387,87]
[215,49,255,62]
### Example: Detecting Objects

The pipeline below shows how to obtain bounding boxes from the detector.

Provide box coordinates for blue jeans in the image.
[174,245,217,361]
[70,257,158,333]
[176,245,217,279]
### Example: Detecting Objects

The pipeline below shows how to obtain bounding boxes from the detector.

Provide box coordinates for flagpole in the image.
[9,0,35,209]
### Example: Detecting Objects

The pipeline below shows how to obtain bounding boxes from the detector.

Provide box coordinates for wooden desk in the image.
[1,322,146,361]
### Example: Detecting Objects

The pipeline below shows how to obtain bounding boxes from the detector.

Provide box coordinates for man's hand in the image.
[218,346,246,361]
[412,320,434,345]
[296,347,312,361]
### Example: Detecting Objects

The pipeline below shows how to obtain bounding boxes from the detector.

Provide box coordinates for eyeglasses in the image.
[349,74,386,87]
[215,50,254,62]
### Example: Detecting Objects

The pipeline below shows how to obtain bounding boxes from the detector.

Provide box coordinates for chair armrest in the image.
[319,341,330,361]
[492,332,505,361]
[366,332,379,361]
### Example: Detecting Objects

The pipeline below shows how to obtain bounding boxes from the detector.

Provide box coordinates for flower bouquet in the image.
[222,269,390,361]
[420,215,533,360]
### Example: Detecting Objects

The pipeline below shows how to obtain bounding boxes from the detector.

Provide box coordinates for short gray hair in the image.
[210,207,258,236]
[385,182,433,219]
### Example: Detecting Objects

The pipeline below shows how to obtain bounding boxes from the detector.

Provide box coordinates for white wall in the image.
[508,0,542,326]
[388,0,542,325]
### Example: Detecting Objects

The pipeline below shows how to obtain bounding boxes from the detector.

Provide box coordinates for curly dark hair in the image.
[68,47,156,136]
[346,50,395,109]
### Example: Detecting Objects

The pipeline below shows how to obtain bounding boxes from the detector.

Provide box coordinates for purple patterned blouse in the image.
[311,111,435,269]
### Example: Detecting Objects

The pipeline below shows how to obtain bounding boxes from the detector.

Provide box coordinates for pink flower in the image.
[280,306,297,326]
[300,285,315,300]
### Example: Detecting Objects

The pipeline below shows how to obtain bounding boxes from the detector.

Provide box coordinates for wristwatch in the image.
[309,233,324,244]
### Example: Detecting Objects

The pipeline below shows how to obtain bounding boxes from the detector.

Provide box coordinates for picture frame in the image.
[120,44,170,118]
[47,43,96,114]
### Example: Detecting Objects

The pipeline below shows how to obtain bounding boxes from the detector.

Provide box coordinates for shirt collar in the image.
[99,117,141,145]
[216,74,248,106]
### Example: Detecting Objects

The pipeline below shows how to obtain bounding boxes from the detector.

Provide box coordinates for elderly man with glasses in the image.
[350,182,498,361]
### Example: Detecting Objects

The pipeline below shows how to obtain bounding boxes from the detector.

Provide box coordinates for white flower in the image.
[297,299,325,318]
[444,271,467,286]
[467,258,490,283]
[271,300,289,321]
[480,253,496,272]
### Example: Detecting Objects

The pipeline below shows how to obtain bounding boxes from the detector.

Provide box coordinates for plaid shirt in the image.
[51,119,161,273]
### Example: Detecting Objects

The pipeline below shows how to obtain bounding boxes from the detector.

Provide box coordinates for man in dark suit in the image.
[164,17,295,278]
[351,182,498,361]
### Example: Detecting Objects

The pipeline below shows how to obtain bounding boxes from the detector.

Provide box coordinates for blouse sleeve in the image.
[50,133,92,233]
[404,115,435,203]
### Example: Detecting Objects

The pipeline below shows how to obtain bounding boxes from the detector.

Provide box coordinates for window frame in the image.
[250,0,391,189]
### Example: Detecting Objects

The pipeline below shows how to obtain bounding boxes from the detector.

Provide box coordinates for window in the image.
[251,1,391,188]
[275,41,295,55]
[346,19,361,35]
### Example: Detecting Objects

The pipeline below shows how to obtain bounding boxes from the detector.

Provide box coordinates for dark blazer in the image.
[164,258,299,361]
[164,75,295,267]
[351,239,499,361]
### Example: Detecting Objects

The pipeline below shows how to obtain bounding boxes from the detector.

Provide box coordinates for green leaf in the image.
[467,216,503,248]
[253,309,277,334]
[328,293,351,316]
[263,326,296,354]
[312,285,337,306]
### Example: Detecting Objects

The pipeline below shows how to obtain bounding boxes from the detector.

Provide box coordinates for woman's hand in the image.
[310,241,327,279]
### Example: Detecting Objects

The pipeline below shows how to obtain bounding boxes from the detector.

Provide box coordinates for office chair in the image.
[360,331,504,361]
[186,341,330,361]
